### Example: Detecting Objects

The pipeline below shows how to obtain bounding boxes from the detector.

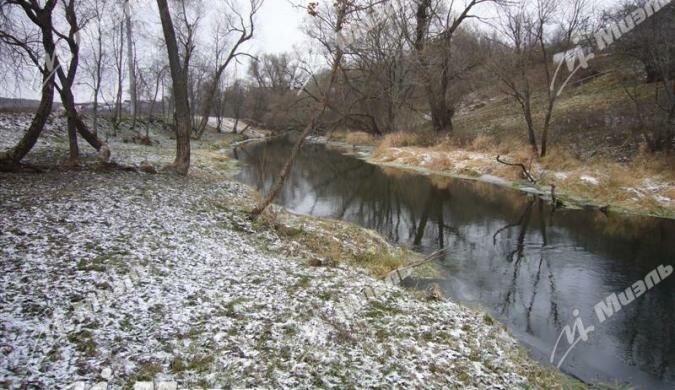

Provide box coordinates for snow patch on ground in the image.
[579,175,600,186]
[0,113,558,388]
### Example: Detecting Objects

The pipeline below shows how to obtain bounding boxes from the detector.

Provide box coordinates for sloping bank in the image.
[310,136,675,220]
[0,114,578,388]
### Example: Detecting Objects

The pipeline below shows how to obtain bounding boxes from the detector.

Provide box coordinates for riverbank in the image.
[1,113,579,388]
[319,132,675,219]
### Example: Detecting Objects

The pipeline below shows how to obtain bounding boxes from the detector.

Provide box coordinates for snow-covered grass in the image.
[0,113,576,388]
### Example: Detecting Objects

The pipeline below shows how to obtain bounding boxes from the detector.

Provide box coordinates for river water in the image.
[233,137,675,389]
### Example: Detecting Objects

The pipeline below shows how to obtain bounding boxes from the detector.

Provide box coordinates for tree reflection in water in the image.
[234,137,675,388]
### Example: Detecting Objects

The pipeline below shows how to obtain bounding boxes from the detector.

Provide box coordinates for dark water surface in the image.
[233,137,675,389]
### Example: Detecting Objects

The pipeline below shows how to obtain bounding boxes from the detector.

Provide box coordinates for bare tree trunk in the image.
[540,99,555,157]
[91,0,104,136]
[157,0,191,175]
[58,81,110,160]
[413,0,480,134]
[113,23,124,130]
[427,88,454,133]
[61,2,81,166]
[55,0,110,162]
[125,0,137,124]
[194,75,221,138]
[215,92,224,132]
[189,75,200,131]
[522,96,539,155]
[148,69,163,120]
[250,112,326,218]
[65,116,80,165]
[0,1,58,168]
[92,93,99,135]
[0,77,54,167]
[161,83,166,121]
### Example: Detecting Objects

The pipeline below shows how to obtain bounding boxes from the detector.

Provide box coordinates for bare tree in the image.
[124,0,137,124]
[53,0,111,165]
[111,16,125,129]
[188,58,208,129]
[251,0,354,218]
[0,0,110,166]
[169,0,202,132]
[607,0,675,83]
[156,0,191,174]
[322,1,413,135]
[491,0,589,157]
[612,0,674,152]
[0,0,58,168]
[81,0,108,135]
[410,0,498,133]
[226,78,246,133]
[193,0,262,139]
[147,58,168,121]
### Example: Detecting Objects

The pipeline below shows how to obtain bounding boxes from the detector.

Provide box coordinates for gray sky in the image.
[2,0,622,102]
[3,0,310,101]
[253,0,307,54]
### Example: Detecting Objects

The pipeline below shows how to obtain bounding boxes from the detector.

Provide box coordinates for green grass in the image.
[67,329,97,357]
[364,300,404,319]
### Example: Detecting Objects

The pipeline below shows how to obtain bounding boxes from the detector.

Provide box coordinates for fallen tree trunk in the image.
[496,155,537,184]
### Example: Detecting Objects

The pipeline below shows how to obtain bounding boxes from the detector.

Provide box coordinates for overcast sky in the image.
[2,0,621,102]
[253,0,307,54]
[2,0,311,101]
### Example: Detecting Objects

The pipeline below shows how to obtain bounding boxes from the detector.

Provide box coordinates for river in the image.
[233,136,675,389]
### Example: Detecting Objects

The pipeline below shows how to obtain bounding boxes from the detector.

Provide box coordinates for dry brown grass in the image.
[272,211,415,278]
[469,134,497,151]
[665,187,675,200]
[424,154,454,172]
[344,131,376,146]
[431,135,463,150]
[372,133,674,215]
[329,130,377,146]
[327,130,349,143]
[631,149,675,181]
[377,131,438,149]
[539,146,582,171]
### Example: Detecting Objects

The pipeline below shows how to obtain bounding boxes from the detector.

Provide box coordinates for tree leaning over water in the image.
[251,0,357,218]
